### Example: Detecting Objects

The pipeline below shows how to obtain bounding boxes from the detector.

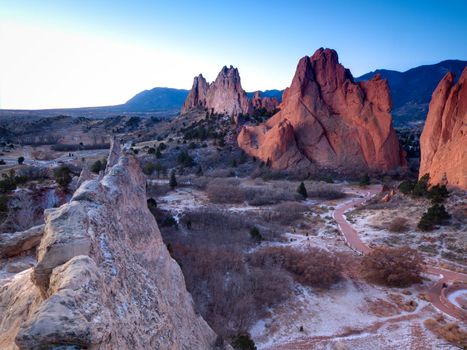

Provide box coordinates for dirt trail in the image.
[271,186,466,350]
[333,185,467,321]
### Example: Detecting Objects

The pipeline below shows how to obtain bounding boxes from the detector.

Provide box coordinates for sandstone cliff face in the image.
[419,68,467,189]
[0,141,216,349]
[251,91,279,113]
[182,66,252,116]
[238,48,406,172]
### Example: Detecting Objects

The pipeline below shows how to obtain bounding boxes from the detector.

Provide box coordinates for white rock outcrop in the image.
[0,148,216,349]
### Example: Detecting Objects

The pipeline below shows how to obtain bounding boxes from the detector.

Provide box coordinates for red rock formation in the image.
[182,66,252,116]
[182,74,209,111]
[251,91,279,113]
[238,48,406,172]
[419,68,467,189]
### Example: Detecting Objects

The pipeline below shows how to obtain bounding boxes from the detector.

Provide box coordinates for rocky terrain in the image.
[238,48,407,173]
[0,140,216,349]
[182,66,280,117]
[182,66,253,116]
[0,46,466,350]
[419,68,467,189]
[0,114,164,146]
[251,91,279,113]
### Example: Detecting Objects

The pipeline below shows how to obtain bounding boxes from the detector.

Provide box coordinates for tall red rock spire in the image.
[238,48,406,173]
[419,68,467,189]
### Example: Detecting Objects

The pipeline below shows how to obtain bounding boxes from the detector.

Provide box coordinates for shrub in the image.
[320,175,334,183]
[0,170,19,193]
[0,194,9,213]
[156,148,162,158]
[91,159,107,173]
[178,150,194,167]
[307,187,346,200]
[359,174,370,187]
[412,173,430,197]
[50,143,109,152]
[250,226,262,242]
[180,209,251,245]
[0,159,5,165]
[398,180,415,195]
[147,198,157,217]
[17,156,25,165]
[54,165,72,188]
[160,215,177,227]
[147,147,156,154]
[264,202,308,225]
[361,247,424,287]
[250,247,343,289]
[418,203,450,231]
[424,317,467,349]
[232,333,257,350]
[297,182,307,199]
[142,162,157,176]
[245,187,298,206]
[427,184,449,203]
[206,179,245,204]
[168,244,291,338]
[169,170,177,188]
[387,217,409,233]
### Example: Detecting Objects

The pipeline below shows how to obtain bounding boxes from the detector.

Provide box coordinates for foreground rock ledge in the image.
[0,148,216,349]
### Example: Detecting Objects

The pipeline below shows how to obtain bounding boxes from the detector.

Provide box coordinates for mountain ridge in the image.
[356,59,467,124]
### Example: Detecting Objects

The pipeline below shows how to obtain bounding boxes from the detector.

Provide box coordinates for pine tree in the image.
[250,226,262,242]
[417,203,450,231]
[169,170,177,188]
[297,182,308,199]
[359,174,370,187]
[412,173,430,197]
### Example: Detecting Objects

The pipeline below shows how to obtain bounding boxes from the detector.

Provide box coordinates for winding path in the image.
[333,184,467,321]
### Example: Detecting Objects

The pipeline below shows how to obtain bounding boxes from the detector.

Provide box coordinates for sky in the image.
[0,0,466,109]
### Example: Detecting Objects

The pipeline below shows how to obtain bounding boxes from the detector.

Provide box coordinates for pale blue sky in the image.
[1,0,466,109]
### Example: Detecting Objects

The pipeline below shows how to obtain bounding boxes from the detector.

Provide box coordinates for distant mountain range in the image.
[123,87,189,111]
[1,60,465,124]
[124,88,284,112]
[356,59,466,125]
[246,89,283,102]
[124,60,466,123]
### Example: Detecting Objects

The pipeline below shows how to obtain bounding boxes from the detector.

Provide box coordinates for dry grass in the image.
[424,316,467,348]
[262,202,308,225]
[366,298,400,317]
[305,183,346,200]
[249,246,343,289]
[146,182,171,197]
[206,178,245,204]
[168,242,292,339]
[388,293,417,312]
[245,186,299,206]
[387,217,410,233]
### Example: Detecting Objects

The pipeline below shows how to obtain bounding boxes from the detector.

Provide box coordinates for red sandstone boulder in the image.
[238,48,406,173]
[419,68,467,189]
[182,66,252,116]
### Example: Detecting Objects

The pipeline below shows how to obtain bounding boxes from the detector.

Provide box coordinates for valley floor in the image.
[153,179,466,349]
